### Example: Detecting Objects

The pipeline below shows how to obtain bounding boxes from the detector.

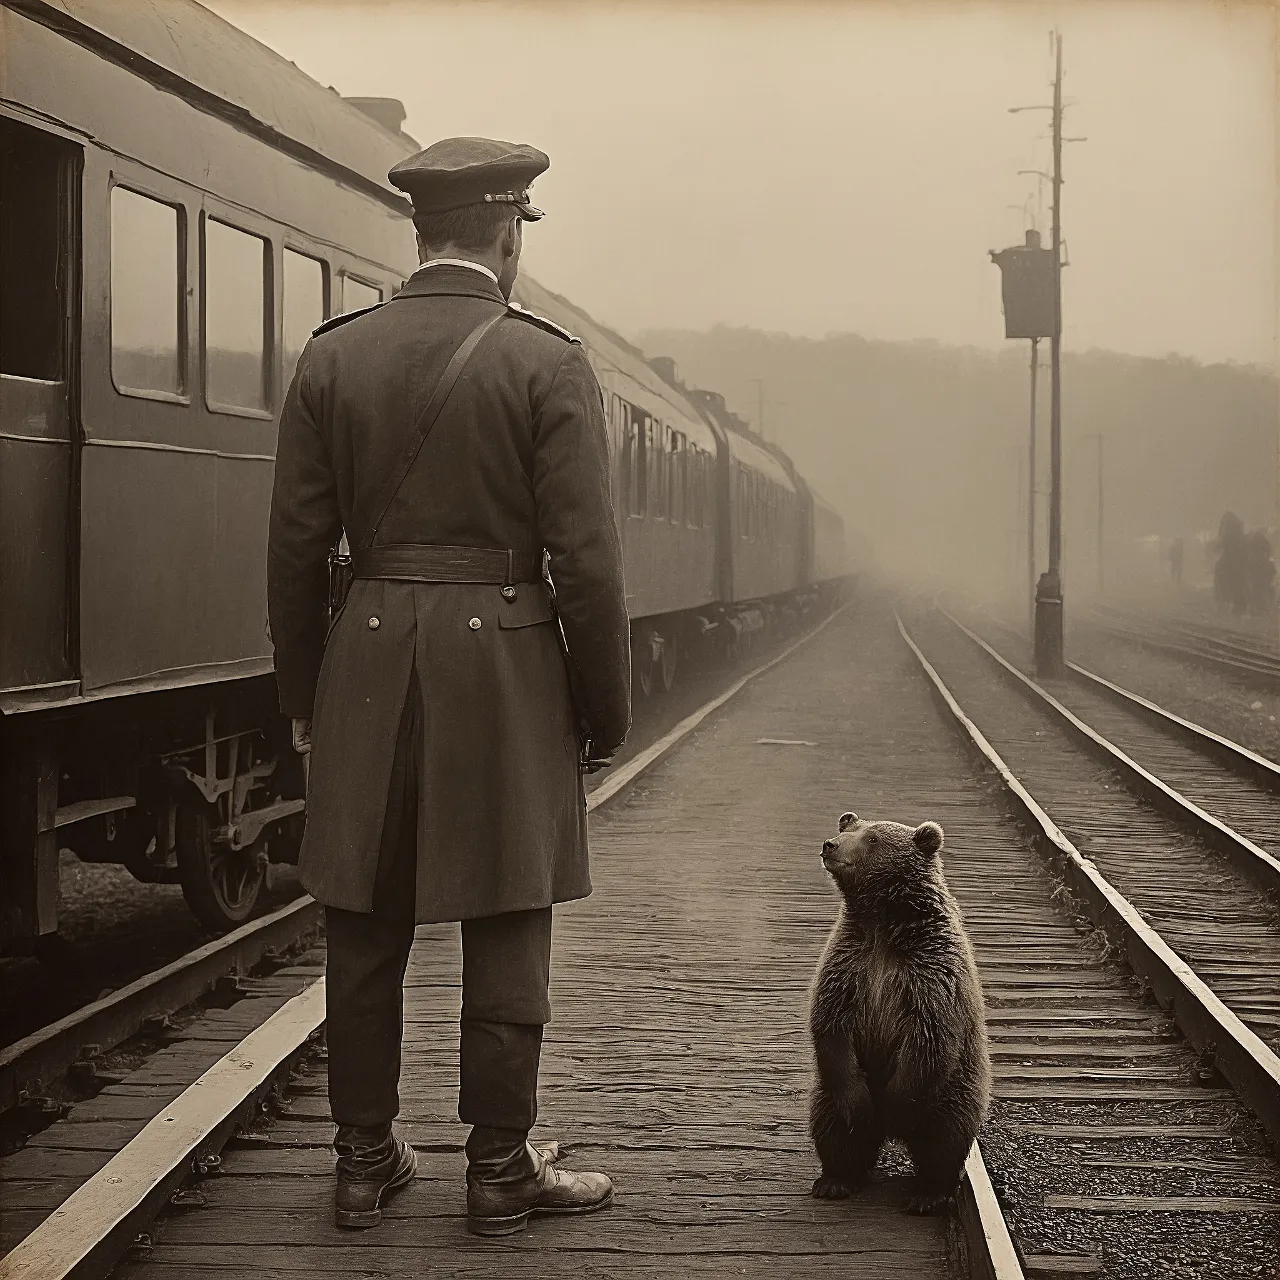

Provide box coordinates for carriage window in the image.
[283,250,326,389]
[685,445,699,529]
[205,218,269,412]
[341,275,382,313]
[628,406,648,517]
[111,188,183,396]
[647,421,664,520]
[612,397,629,508]
[670,432,685,525]
[2,121,66,380]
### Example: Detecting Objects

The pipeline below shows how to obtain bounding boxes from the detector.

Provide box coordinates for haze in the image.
[205,0,1278,598]
[209,0,1274,369]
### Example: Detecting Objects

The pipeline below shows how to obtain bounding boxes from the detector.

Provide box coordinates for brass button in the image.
[468,617,482,631]
[501,586,517,601]
[367,616,380,630]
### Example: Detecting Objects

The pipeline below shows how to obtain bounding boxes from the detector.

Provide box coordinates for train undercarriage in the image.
[0,580,851,952]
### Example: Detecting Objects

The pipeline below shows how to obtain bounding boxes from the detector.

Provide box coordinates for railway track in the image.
[0,898,323,1130]
[19,591,1280,1278]
[900,606,1280,1277]
[1086,604,1280,686]
[929,606,1280,1066]
[0,616,830,1144]
[0,602,1020,1280]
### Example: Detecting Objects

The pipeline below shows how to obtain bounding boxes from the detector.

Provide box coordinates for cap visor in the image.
[516,202,545,221]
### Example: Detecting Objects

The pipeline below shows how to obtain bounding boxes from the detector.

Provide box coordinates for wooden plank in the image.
[1043,1195,1280,1214]
[112,1246,945,1277]
[1007,1124,1234,1140]
[0,982,325,1280]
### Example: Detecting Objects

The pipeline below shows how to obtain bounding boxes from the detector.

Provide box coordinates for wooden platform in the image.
[115,606,964,1278]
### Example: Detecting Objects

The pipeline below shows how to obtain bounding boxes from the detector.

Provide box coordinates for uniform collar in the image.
[415,257,499,285]
[394,262,506,304]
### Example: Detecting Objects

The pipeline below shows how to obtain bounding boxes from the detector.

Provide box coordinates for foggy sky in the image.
[208,0,1277,370]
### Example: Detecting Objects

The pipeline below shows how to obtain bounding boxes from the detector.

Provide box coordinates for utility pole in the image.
[750,378,766,440]
[1028,337,1039,636]
[748,379,787,444]
[995,31,1077,661]
[1040,29,1065,675]
[1085,431,1104,597]
[1096,433,1104,598]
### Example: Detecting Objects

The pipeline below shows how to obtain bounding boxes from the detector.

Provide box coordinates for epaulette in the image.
[507,300,580,344]
[312,303,384,337]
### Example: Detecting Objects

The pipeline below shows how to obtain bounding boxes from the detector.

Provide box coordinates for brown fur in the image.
[807,813,990,1213]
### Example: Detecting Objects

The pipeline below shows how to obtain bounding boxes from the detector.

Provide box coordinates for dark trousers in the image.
[324,670,552,1132]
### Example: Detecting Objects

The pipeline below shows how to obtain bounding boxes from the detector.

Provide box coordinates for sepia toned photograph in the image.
[0,1,1276,1276]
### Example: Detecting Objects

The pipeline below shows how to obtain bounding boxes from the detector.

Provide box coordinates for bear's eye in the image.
[867,832,878,848]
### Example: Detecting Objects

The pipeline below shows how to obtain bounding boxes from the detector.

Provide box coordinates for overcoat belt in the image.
[266,265,631,923]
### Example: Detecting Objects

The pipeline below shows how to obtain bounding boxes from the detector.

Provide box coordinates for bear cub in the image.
[808,812,990,1213]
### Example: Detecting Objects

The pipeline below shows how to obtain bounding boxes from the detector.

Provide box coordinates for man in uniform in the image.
[267,137,631,1236]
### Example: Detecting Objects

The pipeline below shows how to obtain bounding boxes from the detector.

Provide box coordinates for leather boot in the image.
[465,1126,613,1236]
[333,1124,417,1229]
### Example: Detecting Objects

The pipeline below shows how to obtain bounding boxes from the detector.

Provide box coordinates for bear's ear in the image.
[838,812,858,832]
[913,822,944,856]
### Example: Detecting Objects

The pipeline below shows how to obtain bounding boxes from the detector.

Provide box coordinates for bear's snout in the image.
[822,838,839,857]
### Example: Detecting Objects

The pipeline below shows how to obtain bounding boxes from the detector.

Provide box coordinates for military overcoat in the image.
[267,265,631,922]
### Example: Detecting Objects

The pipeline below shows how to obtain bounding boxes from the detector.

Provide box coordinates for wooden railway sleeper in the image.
[898,609,1280,1155]
[942,607,1280,901]
[1065,658,1280,793]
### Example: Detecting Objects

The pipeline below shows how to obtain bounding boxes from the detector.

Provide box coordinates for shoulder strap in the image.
[364,310,505,547]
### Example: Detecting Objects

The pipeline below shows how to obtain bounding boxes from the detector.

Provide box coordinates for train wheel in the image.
[660,632,679,693]
[632,634,656,700]
[635,657,656,699]
[176,801,265,932]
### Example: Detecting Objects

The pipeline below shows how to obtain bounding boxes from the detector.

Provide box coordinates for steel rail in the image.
[3,601,1033,1280]
[0,895,323,1116]
[1094,603,1280,660]
[1086,609,1280,685]
[0,600,865,1121]
[942,609,1280,900]
[977,610,1280,794]
[897,610,1280,1158]
[960,1144,1026,1280]
[1066,660,1280,793]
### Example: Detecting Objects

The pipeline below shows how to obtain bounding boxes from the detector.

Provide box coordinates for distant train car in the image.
[0,0,854,947]
[812,490,850,597]
[511,280,723,695]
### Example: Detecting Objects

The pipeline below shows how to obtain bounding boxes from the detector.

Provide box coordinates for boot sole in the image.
[467,1188,614,1237]
[335,1147,418,1229]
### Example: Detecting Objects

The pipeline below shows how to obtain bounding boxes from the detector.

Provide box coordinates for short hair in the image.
[412,204,517,254]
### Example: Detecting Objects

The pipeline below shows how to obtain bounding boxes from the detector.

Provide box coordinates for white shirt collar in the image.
[414,257,499,286]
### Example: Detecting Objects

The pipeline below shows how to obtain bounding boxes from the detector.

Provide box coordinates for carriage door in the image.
[0,116,80,944]
[0,116,81,698]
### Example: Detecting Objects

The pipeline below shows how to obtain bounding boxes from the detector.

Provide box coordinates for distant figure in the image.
[1169,537,1184,585]
[1246,529,1276,616]
[1214,512,1249,615]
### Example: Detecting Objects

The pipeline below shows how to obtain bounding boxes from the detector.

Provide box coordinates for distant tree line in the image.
[637,323,1279,592]
[1213,512,1275,616]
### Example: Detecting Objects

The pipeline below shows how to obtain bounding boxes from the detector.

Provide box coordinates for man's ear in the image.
[501,216,520,259]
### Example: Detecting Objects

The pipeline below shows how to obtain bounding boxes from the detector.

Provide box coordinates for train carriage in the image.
[1,0,418,946]
[811,489,850,597]
[511,279,723,694]
[0,0,855,948]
